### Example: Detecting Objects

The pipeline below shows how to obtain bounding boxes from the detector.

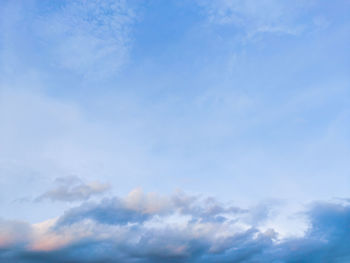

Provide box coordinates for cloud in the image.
[34,0,135,78]
[0,219,32,248]
[54,188,246,227]
[55,197,151,226]
[198,0,315,37]
[1,191,350,262]
[36,176,110,202]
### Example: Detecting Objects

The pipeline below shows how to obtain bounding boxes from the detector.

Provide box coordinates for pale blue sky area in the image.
[1,0,350,224]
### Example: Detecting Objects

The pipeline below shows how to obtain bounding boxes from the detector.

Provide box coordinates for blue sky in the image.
[1,0,350,262]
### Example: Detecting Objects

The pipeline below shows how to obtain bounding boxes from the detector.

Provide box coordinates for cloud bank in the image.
[1,189,350,262]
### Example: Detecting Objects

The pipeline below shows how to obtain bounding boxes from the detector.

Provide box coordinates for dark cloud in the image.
[55,197,151,227]
[36,176,110,202]
[273,202,350,263]
[1,196,350,263]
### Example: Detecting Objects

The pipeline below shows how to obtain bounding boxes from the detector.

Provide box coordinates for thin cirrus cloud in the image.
[35,176,110,202]
[198,0,317,36]
[0,190,350,262]
[33,0,135,78]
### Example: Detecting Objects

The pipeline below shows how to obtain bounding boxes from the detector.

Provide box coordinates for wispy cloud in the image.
[198,0,317,37]
[36,176,110,202]
[34,0,135,78]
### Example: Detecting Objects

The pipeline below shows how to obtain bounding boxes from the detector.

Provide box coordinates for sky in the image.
[0,0,350,262]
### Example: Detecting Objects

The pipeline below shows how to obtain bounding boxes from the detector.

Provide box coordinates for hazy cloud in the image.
[35,0,135,78]
[36,176,110,202]
[198,0,316,36]
[0,219,32,248]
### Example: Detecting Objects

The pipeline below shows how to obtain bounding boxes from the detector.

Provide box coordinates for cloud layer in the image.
[1,190,350,262]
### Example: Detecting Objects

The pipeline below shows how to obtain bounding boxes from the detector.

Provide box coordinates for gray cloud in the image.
[36,176,110,202]
[54,189,246,227]
[172,192,247,223]
[55,197,151,226]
